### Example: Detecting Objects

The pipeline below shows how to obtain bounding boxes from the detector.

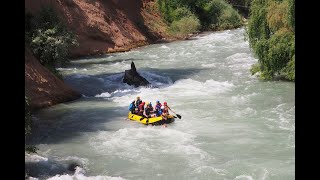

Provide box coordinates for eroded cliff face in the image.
[25,0,170,57]
[25,48,81,111]
[25,0,170,110]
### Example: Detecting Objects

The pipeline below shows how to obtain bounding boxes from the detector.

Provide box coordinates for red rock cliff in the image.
[25,48,81,111]
[25,0,170,111]
[25,0,170,57]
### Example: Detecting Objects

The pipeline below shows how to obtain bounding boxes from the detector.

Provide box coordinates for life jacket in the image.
[155,103,162,110]
[138,103,144,111]
[155,103,162,116]
[135,99,142,107]
[128,103,135,111]
[145,107,151,115]
[163,106,168,114]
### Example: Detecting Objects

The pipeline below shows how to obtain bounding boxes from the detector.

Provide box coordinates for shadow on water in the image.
[25,156,82,179]
[63,67,205,96]
[26,98,129,145]
[26,67,204,145]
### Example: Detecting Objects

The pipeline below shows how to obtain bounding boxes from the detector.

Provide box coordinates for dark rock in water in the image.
[68,163,81,172]
[123,62,150,87]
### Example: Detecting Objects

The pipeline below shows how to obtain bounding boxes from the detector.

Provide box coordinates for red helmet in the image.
[164,102,167,105]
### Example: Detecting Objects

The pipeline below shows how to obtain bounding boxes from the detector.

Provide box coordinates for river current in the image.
[26,28,295,180]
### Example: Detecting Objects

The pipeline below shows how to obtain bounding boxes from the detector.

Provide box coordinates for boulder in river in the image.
[123,62,150,87]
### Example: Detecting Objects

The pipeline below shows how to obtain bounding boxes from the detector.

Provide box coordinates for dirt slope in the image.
[25,48,81,111]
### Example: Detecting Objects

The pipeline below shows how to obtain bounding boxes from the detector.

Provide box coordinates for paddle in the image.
[169,107,181,119]
[174,113,182,119]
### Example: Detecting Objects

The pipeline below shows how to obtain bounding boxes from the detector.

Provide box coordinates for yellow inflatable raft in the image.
[127,112,175,125]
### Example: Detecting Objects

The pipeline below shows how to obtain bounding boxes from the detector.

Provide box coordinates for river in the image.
[25,28,295,180]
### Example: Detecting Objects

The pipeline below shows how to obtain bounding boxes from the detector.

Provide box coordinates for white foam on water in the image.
[233,107,257,118]
[234,175,253,180]
[57,67,78,71]
[226,53,257,73]
[271,104,295,132]
[261,169,269,180]
[169,79,234,96]
[95,92,111,98]
[160,45,170,49]
[89,127,206,166]
[27,177,39,180]
[148,54,160,59]
[193,166,228,176]
[201,62,217,68]
[226,53,251,62]
[231,93,258,105]
[173,144,209,160]
[197,30,232,43]
[25,153,49,162]
[46,167,126,180]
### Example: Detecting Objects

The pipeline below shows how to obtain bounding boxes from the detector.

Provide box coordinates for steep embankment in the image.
[25,0,171,110]
[25,0,171,57]
[25,48,81,111]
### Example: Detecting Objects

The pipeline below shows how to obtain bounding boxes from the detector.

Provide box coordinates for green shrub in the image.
[250,63,261,76]
[26,7,78,71]
[287,0,295,31]
[169,15,201,36]
[171,7,194,21]
[203,0,242,30]
[31,26,77,68]
[247,0,295,81]
[282,55,295,81]
[203,0,225,26]
[157,0,242,31]
[218,5,242,29]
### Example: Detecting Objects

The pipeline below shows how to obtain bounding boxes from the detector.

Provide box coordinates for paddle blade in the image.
[176,114,181,119]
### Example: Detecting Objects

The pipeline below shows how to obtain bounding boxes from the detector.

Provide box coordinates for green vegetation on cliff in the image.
[247,0,295,81]
[25,7,78,76]
[157,0,243,37]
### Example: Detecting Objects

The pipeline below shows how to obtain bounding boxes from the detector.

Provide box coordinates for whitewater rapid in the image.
[26,28,295,180]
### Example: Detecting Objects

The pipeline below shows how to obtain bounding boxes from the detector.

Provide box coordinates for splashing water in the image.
[26,28,294,180]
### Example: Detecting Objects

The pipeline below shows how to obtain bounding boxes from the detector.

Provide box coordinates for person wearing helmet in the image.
[135,96,142,107]
[160,104,169,127]
[161,101,175,120]
[155,100,162,117]
[163,102,174,113]
[144,102,156,118]
[137,101,145,116]
[128,100,136,114]
[161,103,168,121]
